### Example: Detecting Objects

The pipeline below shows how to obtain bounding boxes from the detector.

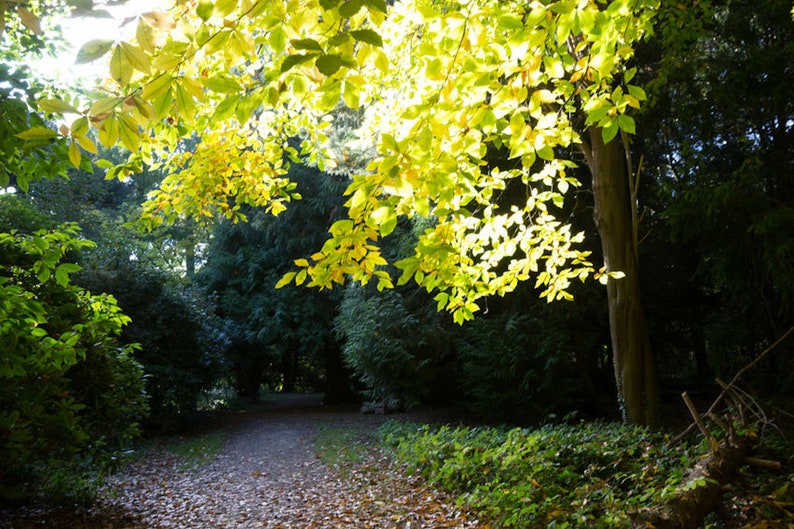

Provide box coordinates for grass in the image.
[167,430,226,470]
[315,423,372,470]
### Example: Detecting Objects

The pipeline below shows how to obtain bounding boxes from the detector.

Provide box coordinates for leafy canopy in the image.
[35,0,657,323]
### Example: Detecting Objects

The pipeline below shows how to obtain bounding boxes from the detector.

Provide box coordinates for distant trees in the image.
[636,0,794,399]
[197,164,351,400]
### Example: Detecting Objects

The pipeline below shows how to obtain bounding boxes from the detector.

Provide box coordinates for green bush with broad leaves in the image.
[0,223,148,503]
[380,420,703,528]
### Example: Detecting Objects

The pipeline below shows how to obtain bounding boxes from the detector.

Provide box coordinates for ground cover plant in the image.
[379,420,794,528]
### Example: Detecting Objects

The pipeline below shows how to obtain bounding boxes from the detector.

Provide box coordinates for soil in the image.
[1,394,482,528]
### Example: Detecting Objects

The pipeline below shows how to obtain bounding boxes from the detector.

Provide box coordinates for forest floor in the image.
[1,394,484,528]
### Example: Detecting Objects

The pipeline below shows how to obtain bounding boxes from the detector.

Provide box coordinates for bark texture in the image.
[587,128,659,426]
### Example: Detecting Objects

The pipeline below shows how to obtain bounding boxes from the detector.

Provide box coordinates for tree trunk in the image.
[586,128,660,426]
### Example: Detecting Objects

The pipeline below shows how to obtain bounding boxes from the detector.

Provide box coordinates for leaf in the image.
[281,53,317,73]
[121,41,151,74]
[617,114,635,135]
[136,17,156,53]
[362,0,387,13]
[340,0,363,18]
[350,29,383,47]
[90,97,120,116]
[196,0,214,21]
[74,134,98,154]
[68,140,81,168]
[269,26,287,53]
[16,6,41,35]
[54,263,82,287]
[15,127,58,140]
[497,14,523,30]
[75,39,114,64]
[316,54,344,76]
[142,73,174,100]
[38,98,79,114]
[342,79,360,109]
[202,75,243,93]
[602,121,619,144]
[109,45,132,86]
[291,38,324,52]
[276,271,297,289]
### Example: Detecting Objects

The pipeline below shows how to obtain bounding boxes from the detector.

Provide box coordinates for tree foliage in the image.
[35,0,658,323]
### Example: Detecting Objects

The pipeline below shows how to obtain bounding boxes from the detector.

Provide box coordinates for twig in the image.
[682,392,717,452]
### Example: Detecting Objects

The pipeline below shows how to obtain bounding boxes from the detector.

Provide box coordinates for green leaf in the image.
[497,14,523,30]
[15,127,58,140]
[75,39,114,64]
[121,41,151,74]
[291,38,324,52]
[340,0,363,18]
[281,53,317,73]
[316,54,344,76]
[362,0,387,13]
[269,26,287,53]
[38,98,79,114]
[602,121,619,144]
[320,0,342,9]
[54,263,82,287]
[196,0,214,21]
[142,73,174,100]
[350,29,383,47]
[202,75,244,93]
[617,114,636,135]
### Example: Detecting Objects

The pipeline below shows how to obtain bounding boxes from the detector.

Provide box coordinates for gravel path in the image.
[2,395,482,528]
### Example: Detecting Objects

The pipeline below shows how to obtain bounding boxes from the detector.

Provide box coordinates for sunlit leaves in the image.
[28,0,659,320]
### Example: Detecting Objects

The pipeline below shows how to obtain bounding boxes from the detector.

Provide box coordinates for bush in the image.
[0,224,147,503]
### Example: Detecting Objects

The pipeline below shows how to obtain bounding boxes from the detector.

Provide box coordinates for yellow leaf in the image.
[68,140,81,168]
[275,271,296,289]
[142,73,174,100]
[136,17,156,53]
[98,115,120,148]
[74,134,98,154]
[121,41,151,74]
[118,114,140,151]
[109,45,132,86]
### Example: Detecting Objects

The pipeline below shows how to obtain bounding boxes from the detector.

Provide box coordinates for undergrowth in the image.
[380,420,705,528]
[380,419,794,528]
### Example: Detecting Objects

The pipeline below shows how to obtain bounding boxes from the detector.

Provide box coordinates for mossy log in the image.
[631,436,750,529]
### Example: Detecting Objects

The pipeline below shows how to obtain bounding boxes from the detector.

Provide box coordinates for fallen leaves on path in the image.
[1,410,485,528]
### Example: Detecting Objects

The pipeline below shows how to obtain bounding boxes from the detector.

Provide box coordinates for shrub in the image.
[0,224,147,503]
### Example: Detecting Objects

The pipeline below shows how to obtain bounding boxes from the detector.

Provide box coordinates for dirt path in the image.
[2,395,482,528]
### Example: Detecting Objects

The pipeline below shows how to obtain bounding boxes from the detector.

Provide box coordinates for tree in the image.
[35,0,663,423]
